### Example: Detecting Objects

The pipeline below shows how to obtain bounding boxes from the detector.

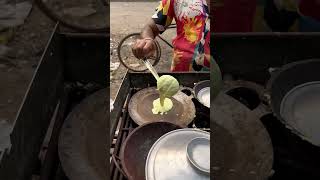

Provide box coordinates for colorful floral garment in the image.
[152,0,210,71]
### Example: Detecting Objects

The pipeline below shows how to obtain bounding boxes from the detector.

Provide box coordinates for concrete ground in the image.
[0,5,54,126]
[0,1,175,126]
[110,2,176,99]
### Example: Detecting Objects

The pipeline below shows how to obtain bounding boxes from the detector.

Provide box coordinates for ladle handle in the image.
[141,58,160,80]
[112,154,128,178]
[180,87,195,100]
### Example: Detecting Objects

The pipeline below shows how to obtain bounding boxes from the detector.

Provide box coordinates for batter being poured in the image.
[152,75,179,115]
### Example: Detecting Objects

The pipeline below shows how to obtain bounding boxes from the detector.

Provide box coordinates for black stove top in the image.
[261,113,320,179]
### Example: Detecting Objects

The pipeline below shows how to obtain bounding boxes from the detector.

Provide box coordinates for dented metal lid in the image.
[145,129,210,180]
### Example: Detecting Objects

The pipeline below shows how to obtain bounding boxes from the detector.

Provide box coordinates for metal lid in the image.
[280,81,320,146]
[145,129,210,180]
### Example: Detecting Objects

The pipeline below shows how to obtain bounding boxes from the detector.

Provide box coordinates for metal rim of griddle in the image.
[212,81,274,180]
[266,59,320,146]
[128,87,196,127]
[58,88,107,180]
[267,59,320,118]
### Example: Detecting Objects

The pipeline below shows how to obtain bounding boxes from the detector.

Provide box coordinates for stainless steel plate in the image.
[146,129,210,180]
[280,81,320,146]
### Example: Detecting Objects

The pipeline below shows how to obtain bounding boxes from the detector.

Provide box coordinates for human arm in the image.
[132,19,160,59]
[132,0,174,59]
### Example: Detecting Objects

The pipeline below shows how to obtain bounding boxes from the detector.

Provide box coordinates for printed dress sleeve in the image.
[152,0,174,33]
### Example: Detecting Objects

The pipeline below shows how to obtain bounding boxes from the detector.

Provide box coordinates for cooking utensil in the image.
[280,82,320,145]
[141,58,160,80]
[192,80,210,131]
[267,59,320,146]
[173,80,211,131]
[113,122,181,180]
[58,88,107,180]
[193,80,210,109]
[191,57,222,107]
[186,137,210,174]
[145,129,210,180]
[128,87,196,127]
[212,90,273,180]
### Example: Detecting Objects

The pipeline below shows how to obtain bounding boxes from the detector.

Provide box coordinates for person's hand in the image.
[132,38,155,59]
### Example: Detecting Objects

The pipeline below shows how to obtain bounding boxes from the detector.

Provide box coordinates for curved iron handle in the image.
[112,154,128,178]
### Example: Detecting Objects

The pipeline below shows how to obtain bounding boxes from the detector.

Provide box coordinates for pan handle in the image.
[180,87,195,99]
[112,154,128,178]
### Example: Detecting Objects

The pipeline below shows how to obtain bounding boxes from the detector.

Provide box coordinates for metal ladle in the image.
[141,58,160,80]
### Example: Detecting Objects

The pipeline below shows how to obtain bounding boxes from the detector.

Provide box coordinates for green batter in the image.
[152,75,179,115]
[152,97,173,115]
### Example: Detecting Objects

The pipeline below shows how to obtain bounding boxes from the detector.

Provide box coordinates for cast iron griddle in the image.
[212,92,273,180]
[119,122,181,180]
[58,88,107,180]
[128,87,195,127]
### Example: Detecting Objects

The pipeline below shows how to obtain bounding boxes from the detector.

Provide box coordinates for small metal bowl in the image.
[193,80,210,109]
[186,137,210,174]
